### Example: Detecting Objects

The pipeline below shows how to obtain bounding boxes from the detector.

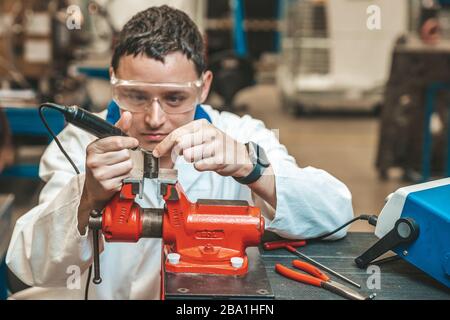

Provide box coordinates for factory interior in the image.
[0,0,449,301]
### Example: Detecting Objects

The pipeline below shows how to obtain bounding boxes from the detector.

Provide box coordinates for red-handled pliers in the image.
[265,239,361,288]
[263,240,306,251]
[275,260,372,300]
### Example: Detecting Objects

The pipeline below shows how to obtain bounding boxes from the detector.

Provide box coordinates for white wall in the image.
[327,0,408,88]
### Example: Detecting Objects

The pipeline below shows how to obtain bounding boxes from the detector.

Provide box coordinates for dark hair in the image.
[111,5,205,76]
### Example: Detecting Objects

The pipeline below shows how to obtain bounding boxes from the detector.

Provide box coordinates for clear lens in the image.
[111,75,202,114]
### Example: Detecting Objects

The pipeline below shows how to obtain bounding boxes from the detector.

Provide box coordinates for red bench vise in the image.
[88,151,264,284]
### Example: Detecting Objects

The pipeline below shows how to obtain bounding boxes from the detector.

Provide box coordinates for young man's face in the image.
[113,52,212,151]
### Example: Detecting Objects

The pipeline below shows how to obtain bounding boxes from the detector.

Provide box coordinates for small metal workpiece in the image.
[143,150,159,179]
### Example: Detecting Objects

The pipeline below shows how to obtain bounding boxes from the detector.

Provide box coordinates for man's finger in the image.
[95,149,131,166]
[193,156,222,172]
[106,173,133,192]
[90,136,139,153]
[169,131,204,160]
[153,127,191,157]
[153,120,208,157]
[183,143,215,163]
[93,159,133,181]
[176,128,217,151]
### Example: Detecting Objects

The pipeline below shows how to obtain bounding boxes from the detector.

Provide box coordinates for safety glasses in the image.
[111,73,204,114]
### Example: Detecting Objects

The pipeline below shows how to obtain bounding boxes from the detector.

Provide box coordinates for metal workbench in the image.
[165,231,450,300]
[263,232,450,300]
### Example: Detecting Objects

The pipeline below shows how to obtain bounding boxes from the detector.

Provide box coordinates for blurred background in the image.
[1,0,450,254]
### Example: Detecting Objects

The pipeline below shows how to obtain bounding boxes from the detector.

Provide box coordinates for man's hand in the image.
[77,111,138,234]
[153,119,253,178]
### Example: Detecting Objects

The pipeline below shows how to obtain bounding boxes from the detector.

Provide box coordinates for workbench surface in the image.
[262,232,450,300]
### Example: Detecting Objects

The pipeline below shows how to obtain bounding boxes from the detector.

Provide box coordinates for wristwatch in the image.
[233,141,270,185]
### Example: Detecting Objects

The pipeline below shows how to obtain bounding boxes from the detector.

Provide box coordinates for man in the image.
[6,6,353,299]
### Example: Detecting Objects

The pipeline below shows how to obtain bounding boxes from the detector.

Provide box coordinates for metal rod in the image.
[322,281,366,300]
[92,229,102,284]
[288,246,361,288]
[143,150,159,179]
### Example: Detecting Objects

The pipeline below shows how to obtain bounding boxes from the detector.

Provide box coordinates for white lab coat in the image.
[6,105,353,300]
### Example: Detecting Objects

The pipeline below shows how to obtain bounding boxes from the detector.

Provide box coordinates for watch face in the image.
[247,142,258,165]
[256,145,270,167]
[248,142,270,167]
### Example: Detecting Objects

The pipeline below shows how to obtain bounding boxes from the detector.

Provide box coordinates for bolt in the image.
[167,253,181,265]
[204,244,214,252]
[257,289,269,295]
[403,250,408,256]
[231,257,244,268]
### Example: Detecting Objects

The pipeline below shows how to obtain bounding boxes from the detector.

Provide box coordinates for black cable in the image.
[38,104,92,300]
[307,214,378,242]
[84,265,92,300]
[38,104,80,175]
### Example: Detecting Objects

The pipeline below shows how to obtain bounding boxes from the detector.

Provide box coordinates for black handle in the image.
[355,217,419,268]
[92,228,102,284]
[63,105,127,138]
[89,210,103,285]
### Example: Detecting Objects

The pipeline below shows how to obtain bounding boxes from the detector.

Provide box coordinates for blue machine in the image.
[356,178,450,288]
